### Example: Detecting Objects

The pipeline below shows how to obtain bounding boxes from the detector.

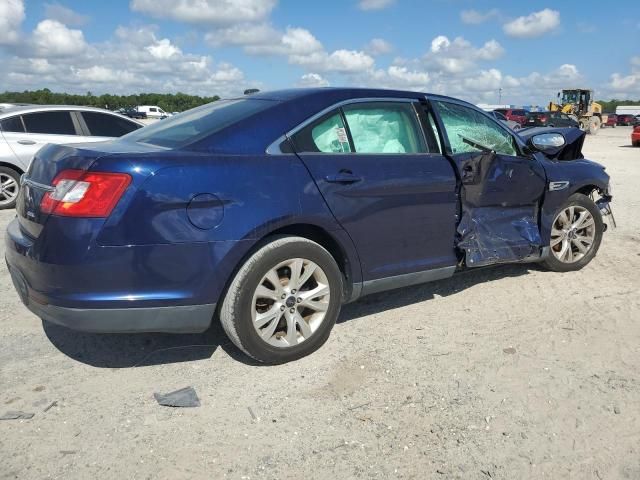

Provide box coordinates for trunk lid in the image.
[16,139,163,238]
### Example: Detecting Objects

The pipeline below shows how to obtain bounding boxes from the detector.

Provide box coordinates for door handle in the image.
[17,140,36,145]
[325,172,362,184]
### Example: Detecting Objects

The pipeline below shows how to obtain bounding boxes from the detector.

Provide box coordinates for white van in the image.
[137,105,171,119]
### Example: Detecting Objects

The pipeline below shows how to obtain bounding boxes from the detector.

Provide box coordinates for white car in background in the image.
[0,105,143,209]
[136,105,172,119]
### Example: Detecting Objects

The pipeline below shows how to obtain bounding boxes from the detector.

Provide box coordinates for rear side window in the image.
[342,102,426,154]
[22,111,76,135]
[0,116,25,133]
[292,110,352,153]
[81,112,141,137]
[435,101,517,156]
[123,99,274,149]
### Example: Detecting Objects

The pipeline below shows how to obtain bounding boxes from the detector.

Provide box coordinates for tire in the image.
[542,193,604,272]
[220,236,343,364]
[0,166,21,210]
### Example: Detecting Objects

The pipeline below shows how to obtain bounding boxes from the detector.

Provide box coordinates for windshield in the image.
[123,98,275,149]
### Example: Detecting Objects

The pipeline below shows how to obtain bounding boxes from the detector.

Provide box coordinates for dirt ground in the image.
[1,126,638,480]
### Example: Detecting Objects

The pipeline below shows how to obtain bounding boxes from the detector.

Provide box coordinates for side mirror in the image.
[529,132,565,153]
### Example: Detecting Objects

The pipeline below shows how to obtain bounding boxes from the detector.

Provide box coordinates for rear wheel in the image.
[220,236,343,364]
[0,167,21,210]
[542,194,603,272]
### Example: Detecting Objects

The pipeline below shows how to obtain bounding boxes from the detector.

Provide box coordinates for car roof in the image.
[0,104,144,125]
[238,87,478,107]
[0,104,132,117]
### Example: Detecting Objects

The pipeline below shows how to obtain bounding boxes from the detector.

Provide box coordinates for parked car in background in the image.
[116,107,147,119]
[617,114,636,126]
[602,114,617,128]
[5,88,613,364]
[0,105,143,209]
[633,115,640,126]
[488,110,521,130]
[525,111,579,128]
[493,108,528,126]
[632,125,640,146]
[137,105,171,119]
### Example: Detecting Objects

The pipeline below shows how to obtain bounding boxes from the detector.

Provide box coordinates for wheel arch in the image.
[0,161,24,175]
[259,223,359,302]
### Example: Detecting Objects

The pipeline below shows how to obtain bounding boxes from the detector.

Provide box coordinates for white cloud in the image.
[146,38,182,59]
[205,23,280,47]
[44,3,89,26]
[0,22,254,97]
[32,20,87,57]
[606,57,640,96]
[292,49,375,73]
[503,9,560,38]
[0,0,25,45]
[130,0,277,25]
[425,36,504,74]
[297,73,329,88]
[460,9,500,25]
[366,38,393,55]
[357,0,395,10]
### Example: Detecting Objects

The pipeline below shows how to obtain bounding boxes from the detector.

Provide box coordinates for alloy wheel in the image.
[251,258,331,348]
[0,173,19,206]
[550,205,596,263]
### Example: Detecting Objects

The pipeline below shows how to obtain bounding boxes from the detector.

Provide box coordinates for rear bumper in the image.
[7,259,215,333]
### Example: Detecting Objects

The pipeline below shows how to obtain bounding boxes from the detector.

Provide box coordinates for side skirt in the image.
[356,265,457,299]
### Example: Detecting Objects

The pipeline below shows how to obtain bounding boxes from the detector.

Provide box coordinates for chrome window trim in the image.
[265,97,419,155]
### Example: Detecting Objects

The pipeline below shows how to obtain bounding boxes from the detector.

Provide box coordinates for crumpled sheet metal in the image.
[457,206,541,266]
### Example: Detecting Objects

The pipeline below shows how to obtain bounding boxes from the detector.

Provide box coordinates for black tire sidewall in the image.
[543,194,604,272]
[0,166,20,210]
[227,239,343,364]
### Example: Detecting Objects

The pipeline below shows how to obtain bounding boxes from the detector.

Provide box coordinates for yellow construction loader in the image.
[549,88,607,134]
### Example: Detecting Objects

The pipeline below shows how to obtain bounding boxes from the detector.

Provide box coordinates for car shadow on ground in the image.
[43,263,534,368]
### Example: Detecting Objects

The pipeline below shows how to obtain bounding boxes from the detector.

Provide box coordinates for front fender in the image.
[538,156,610,244]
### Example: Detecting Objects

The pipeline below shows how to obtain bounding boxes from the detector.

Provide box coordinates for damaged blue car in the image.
[5,88,614,363]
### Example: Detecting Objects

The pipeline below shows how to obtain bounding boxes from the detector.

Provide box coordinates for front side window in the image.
[81,112,141,137]
[342,102,426,154]
[21,111,76,135]
[434,101,517,156]
[0,116,25,133]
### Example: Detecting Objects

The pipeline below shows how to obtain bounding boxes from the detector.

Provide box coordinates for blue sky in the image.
[1,0,639,105]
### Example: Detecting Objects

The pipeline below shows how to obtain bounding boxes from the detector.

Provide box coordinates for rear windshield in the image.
[512,110,527,116]
[122,98,275,149]
[528,112,548,117]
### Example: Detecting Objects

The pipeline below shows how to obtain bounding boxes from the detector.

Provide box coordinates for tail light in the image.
[634,125,640,132]
[540,116,547,122]
[40,169,131,217]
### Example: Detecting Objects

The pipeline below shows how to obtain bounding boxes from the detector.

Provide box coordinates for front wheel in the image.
[542,194,604,272]
[220,236,343,364]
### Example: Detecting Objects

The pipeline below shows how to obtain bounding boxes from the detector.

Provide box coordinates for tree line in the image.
[596,99,640,113]
[0,88,220,113]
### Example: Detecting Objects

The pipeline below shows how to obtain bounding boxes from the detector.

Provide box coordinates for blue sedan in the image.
[5,88,613,363]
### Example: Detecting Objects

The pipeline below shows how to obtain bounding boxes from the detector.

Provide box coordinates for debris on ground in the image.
[613,406,621,414]
[247,406,259,421]
[43,401,58,412]
[0,411,35,420]
[153,387,200,408]
[503,347,517,354]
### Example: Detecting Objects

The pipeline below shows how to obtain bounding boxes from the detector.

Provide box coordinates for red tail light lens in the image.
[540,116,547,122]
[40,169,131,217]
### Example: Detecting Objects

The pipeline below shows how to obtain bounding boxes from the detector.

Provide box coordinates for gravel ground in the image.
[1,127,638,480]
